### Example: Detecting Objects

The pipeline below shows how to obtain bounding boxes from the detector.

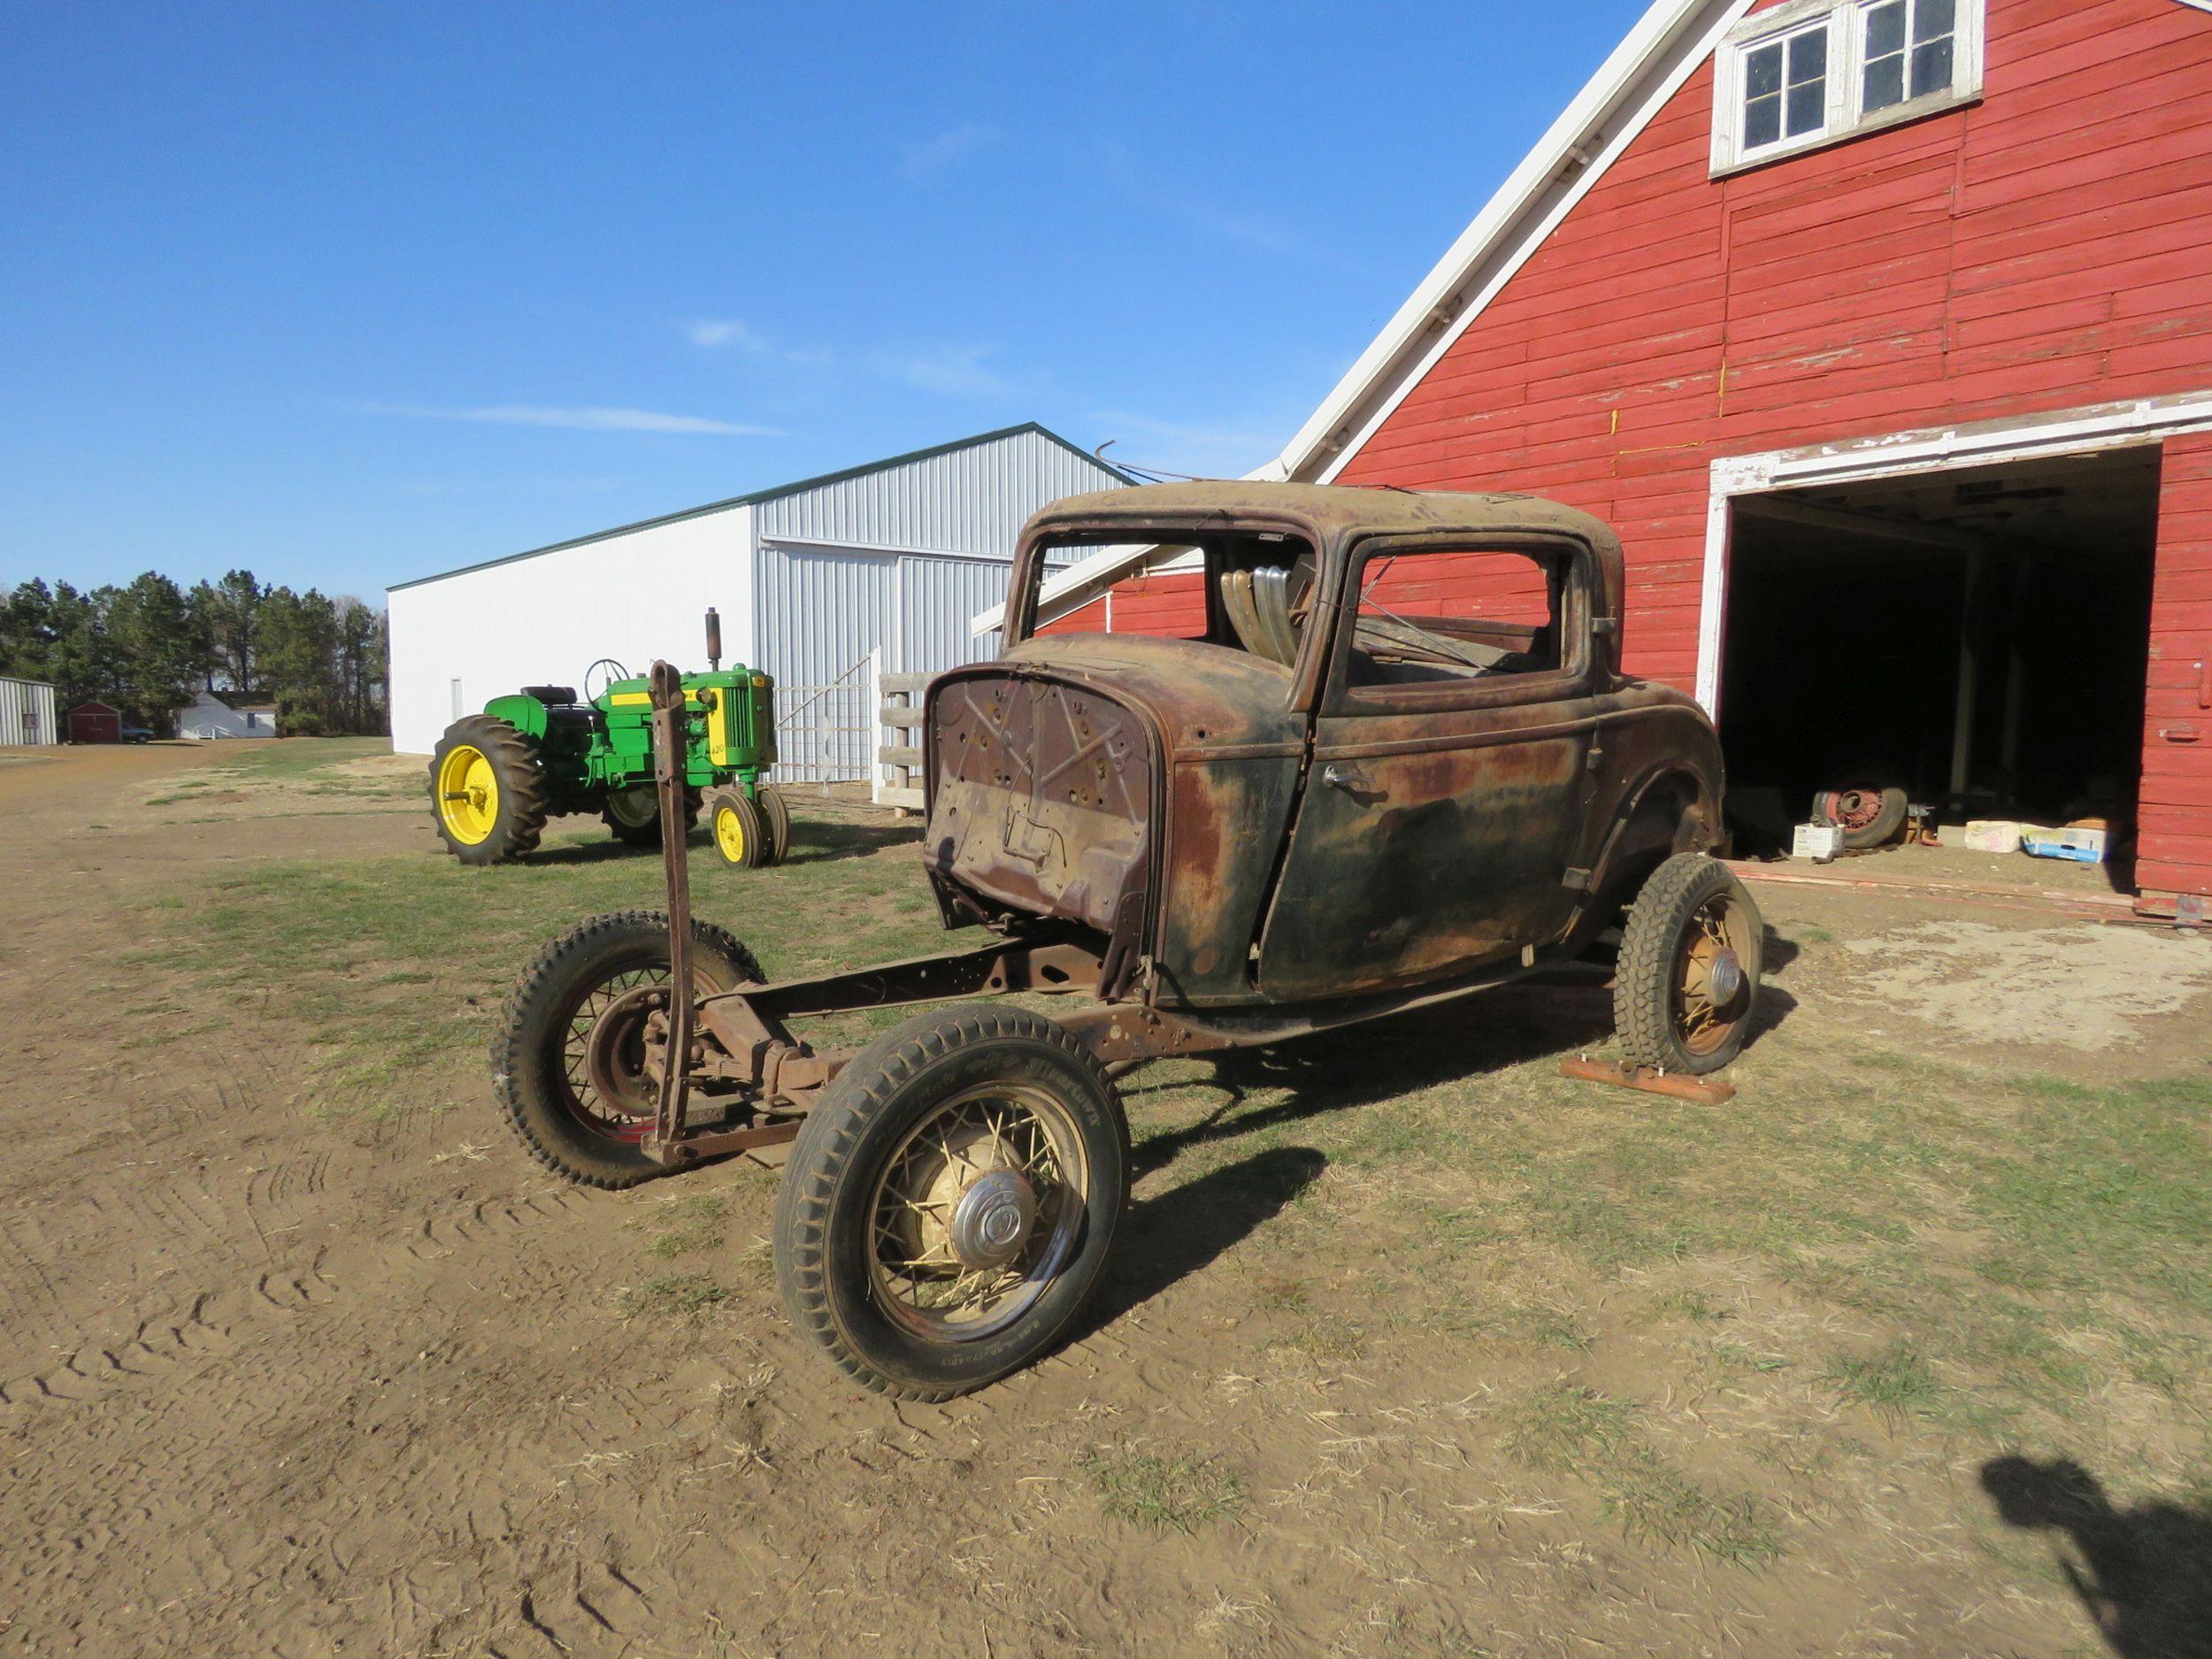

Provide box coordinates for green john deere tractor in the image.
[429,609,791,869]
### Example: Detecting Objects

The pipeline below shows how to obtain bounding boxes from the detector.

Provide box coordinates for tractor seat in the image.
[522,684,580,706]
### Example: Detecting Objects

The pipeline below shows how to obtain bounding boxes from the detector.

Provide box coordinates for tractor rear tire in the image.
[603,785,699,849]
[430,715,549,864]
[1615,852,1763,1076]
[772,1004,1130,1400]
[705,787,768,868]
[757,784,792,864]
[492,910,764,1188]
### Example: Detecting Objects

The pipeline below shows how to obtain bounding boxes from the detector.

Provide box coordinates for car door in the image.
[1256,531,1602,1001]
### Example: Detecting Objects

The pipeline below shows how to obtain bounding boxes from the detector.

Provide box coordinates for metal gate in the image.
[772,656,873,786]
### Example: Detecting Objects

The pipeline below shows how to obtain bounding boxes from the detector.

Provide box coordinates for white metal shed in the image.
[0,675,58,747]
[386,424,1125,779]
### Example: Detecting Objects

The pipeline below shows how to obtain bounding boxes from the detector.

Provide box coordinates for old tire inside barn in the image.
[773,1004,1130,1401]
[602,783,699,848]
[430,715,549,864]
[704,787,768,868]
[757,783,792,864]
[1812,783,1908,850]
[1615,852,1763,1077]
[491,910,764,1188]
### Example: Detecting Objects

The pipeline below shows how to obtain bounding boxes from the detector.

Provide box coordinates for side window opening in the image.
[1347,546,1566,688]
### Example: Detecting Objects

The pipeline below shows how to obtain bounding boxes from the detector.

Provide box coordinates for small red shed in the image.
[1039,0,2212,917]
[67,701,120,744]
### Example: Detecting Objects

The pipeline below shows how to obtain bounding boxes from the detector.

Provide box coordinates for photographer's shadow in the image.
[1983,1455,2212,1659]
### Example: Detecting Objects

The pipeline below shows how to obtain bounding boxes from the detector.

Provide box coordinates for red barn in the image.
[1041,0,2212,917]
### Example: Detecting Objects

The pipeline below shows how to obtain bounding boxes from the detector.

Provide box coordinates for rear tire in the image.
[603,784,699,848]
[492,910,763,1187]
[773,1004,1130,1400]
[1615,852,1763,1076]
[430,715,549,864]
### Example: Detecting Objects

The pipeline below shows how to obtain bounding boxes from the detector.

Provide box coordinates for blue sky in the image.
[1,1,1651,599]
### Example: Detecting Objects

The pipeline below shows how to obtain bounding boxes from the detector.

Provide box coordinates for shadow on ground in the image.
[1120,967,1797,1183]
[1083,1144,1329,1333]
[1983,1455,2212,1659]
[520,818,921,868]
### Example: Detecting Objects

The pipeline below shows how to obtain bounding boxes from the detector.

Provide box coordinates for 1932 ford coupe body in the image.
[494,482,1763,1397]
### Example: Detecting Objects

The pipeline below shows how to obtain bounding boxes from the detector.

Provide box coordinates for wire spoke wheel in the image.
[1671,888,1755,1057]
[557,964,677,1141]
[1615,852,1763,1077]
[492,910,763,1187]
[865,1083,1088,1342]
[773,1003,1129,1400]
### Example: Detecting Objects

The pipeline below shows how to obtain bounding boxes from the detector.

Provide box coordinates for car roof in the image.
[1025,479,1623,548]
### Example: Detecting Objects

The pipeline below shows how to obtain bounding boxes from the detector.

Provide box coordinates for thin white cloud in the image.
[688,318,775,353]
[901,121,1000,180]
[872,343,1014,399]
[685,319,1015,399]
[357,401,783,436]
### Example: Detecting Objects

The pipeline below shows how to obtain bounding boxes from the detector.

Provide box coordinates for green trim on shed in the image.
[386,422,1132,594]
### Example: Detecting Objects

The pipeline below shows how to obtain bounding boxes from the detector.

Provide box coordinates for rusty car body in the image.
[496,481,1761,1398]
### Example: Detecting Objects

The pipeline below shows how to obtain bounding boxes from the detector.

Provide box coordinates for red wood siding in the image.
[1321,0,2212,894]
[1035,572,1210,638]
[2142,430,2212,895]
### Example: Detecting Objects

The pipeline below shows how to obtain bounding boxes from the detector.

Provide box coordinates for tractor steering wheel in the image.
[583,657,632,703]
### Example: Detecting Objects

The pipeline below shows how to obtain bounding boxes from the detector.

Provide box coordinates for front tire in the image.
[704,787,768,868]
[431,715,549,864]
[492,910,764,1187]
[757,783,793,864]
[773,1004,1130,1400]
[1614,852,1763,1076]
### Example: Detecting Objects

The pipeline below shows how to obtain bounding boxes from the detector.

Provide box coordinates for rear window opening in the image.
[1028,534,1319,666]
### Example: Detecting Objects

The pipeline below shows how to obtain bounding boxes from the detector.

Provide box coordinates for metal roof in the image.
[388,422,1131,593]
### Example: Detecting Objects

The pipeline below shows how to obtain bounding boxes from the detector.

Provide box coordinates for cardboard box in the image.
[1962,820,2022,855]
[1792,822,1843,863]
[2021,826,2108,864]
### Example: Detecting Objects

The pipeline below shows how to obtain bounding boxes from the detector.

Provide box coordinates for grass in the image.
[641,1194,730,1258]
[1080,1444,1248,1534]
[1825,1342,1947,1418]
[1502,1384,1783,1564]
[119,761,2212,1604]
[617,1271,731,1320]
[152,803,941,1118]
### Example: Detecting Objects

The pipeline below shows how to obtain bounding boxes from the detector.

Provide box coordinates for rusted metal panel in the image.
[926,670,1156,947]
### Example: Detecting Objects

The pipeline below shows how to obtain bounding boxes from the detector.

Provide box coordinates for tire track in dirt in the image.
[0,1179,603,1418]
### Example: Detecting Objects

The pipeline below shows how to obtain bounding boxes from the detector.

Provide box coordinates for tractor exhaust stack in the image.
[704,606,722,672]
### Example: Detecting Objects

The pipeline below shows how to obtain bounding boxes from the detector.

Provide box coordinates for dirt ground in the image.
[3,742,2209,1659]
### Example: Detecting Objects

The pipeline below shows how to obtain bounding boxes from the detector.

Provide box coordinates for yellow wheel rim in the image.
[714,803,747,863]
[437,744,499,844]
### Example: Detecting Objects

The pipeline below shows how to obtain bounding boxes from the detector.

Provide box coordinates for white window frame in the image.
[1711,0,1985,177]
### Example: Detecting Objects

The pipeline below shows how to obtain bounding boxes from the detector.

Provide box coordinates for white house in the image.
[174,690,276,740]
[385,424,1127,777]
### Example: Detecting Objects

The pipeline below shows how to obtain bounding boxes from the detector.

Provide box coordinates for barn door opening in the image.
[1715,447,2162,889]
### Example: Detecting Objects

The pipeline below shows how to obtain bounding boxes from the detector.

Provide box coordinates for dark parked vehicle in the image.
[119,722,152,744]
[493,482,1763,1397]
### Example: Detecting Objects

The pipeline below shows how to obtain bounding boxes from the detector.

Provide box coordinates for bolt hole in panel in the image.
[927,674,1154,938]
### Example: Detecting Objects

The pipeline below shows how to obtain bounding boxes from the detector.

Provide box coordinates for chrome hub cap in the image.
[949,1168,1037,1271]
[1706,947,1744,1008]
